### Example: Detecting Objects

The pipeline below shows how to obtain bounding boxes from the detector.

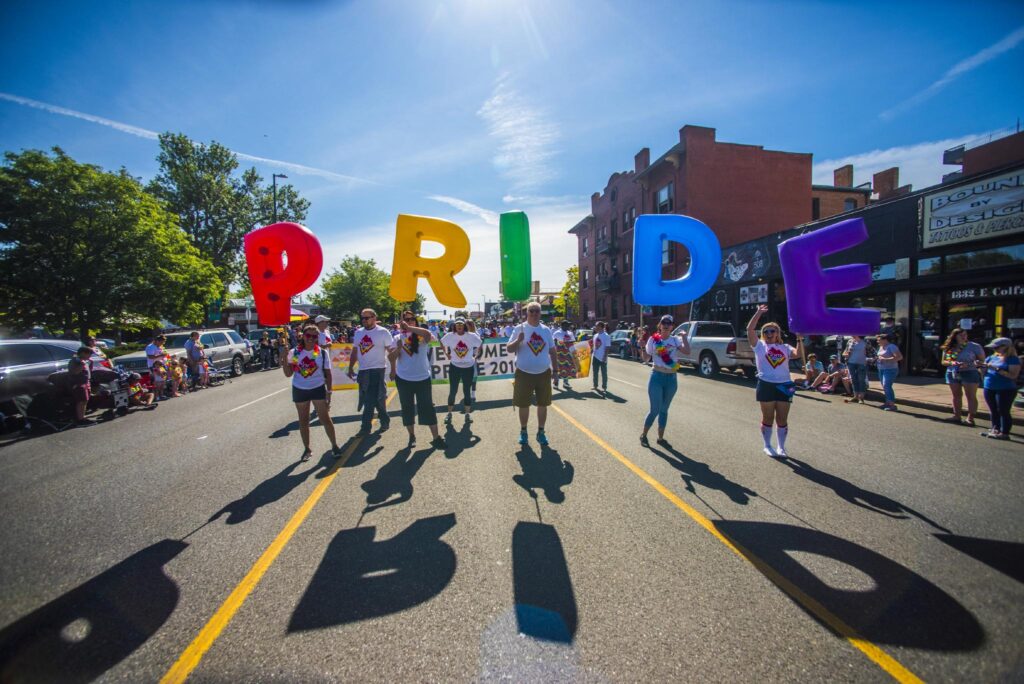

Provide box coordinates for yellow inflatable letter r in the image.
[389,214,471,308]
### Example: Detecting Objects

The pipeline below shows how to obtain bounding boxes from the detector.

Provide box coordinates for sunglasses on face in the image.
[403,318,416,323]
[763,329,779,334]
[304,333,317,338]
[361,315,374,320]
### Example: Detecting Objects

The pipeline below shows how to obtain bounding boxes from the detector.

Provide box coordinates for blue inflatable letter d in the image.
[632,214,721,306]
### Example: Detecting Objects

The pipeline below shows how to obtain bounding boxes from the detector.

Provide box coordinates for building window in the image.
[656,183,674,213]
[611,297,619,319]
[597,297,604,317]
[945,244,1024,272]
[662,239,674,265]
[844,198,857,212]
[631,207,636,223]
[582,236,588,257]
[582,268,589,289]
[623,250,631,272]
[871,263,896,281]
[610,218,617,238]
[622,210,629,231]
[598,225,606,241]
[917,257,941,276]
[812,197,820,220]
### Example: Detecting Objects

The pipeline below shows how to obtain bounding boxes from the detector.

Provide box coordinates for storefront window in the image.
[916,257,941,276]
[945,244,1024,273]
[911,292,941,375]
[871,263,896,281]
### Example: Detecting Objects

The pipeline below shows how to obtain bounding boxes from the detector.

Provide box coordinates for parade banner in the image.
[329,337,518,391]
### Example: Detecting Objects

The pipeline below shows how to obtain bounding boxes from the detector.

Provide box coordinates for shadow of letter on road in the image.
[934,533,1024,585]
[513,522,578,643]
[0,539,187,683]
[288,514,457,631]
[715,521,984,651]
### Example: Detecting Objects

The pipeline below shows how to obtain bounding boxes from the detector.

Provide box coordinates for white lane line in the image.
[223,387,289,414]
[610,376,645,389]
[197,435,208,440]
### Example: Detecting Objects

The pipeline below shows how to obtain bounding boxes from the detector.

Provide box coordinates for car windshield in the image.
[163,334,192,349]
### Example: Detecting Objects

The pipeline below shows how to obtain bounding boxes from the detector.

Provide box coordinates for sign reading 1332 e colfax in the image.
[922,167,1024,249]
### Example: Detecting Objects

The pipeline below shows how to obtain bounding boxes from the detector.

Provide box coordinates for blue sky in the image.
[2,0,1022,313]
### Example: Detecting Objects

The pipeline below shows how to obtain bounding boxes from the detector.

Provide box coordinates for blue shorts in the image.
[292,384,327,403]
[945,369,981,385]
[756,380,795,403]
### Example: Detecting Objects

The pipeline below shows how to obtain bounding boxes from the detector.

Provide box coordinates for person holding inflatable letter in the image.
[748,305,804,457]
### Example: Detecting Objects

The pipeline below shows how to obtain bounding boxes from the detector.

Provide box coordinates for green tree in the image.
[0,148,222,339]
[147,132,310,289]
[554,265,580,319]
[311,256,420,322]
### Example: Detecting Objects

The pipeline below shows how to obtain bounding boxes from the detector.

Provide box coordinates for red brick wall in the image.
[964,131,1024,176]
[812,188,870,219]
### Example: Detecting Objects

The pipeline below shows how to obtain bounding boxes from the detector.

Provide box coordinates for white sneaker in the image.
[763,446,776,457]
[776,447,788,458]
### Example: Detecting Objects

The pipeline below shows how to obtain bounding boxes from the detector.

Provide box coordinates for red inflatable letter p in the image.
[244,222,323,325]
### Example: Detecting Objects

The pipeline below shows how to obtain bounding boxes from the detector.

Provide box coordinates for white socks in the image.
[776,426,788,453]
[760,424,773,449]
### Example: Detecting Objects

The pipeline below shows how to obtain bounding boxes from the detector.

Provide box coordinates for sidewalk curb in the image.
[858,388,1024,427]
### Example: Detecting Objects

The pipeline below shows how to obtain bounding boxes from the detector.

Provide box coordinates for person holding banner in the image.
[390,311,446,449]
[553,320,579,390]
[509,302,558,446]
[591,321,610,393]
[640,315,690,448]
[283,325,341,462]
[348,308,396,435]
[747,305,804,457]
[441,318,482,423]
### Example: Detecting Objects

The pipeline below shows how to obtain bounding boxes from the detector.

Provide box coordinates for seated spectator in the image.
[803,354,825,388]
[818,355,853,395]
[127,373,156,408]
[68,346,93,425]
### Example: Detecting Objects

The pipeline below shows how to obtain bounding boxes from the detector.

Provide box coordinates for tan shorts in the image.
[513,368,553,407]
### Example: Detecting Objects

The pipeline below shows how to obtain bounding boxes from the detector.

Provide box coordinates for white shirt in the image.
[318,330,333,346]
[395,331,433,381]
[353,326,396,370]
[501,325,513,338]
[441,331,482,369]
[554,330,575,347]
[145,343,165,369]
[289,346,329,390]
[511,323,554,375]
[592,331,611,362]
[645,335,684,371]
[753,340,796,383]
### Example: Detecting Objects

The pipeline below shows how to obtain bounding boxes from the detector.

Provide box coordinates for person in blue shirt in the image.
[981,337,1020,440]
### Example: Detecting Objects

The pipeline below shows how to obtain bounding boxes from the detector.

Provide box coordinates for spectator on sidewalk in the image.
[819,355,852,395]
[68,346,93,425]
[981,337,1020,440]
[876,333,903,411]
[941,327,986,426]
[802,354,825,389]
[843,335,870,404]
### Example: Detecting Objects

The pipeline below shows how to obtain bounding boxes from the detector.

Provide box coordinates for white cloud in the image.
[477,74,560,192]
[880,26,1024,120]
[427,195,499,225]
[812,129,1012,191]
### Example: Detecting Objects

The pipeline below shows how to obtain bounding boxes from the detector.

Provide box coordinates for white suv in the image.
[114,329,252,377]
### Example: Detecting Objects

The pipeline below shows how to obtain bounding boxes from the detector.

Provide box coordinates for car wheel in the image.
[231,355,243,377]
[698,352,719,378]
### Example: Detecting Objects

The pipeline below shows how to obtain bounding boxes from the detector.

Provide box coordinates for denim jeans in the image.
[984,388,1016,435]
[592,358,608,390]
[879,368,898,404]
[644,371,678,430]
[847,363,868,394]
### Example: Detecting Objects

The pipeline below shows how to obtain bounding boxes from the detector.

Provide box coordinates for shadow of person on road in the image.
[0,539,187,683]
[361,446,434,512]
[513,521,578,643]
[209,452,334,524]
[513,444,574,503]
[335,433,383,471]
[649,443,758,505]
[288,514,457,631]
[443,417,481,459]
[777,457,950,533]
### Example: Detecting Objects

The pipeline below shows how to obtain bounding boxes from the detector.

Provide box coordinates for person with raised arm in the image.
[390,310,446,449]
[639,315,690,447]
[748,305,804,457]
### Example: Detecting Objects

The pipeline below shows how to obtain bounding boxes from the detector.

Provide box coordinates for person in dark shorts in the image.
[283,324,340,462]
[747,305,804,457]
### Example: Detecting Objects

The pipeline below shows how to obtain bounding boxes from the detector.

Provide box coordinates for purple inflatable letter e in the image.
[777,218,880,335]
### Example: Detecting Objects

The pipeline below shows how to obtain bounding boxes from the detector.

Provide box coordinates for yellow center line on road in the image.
[161,390,398,684]
[550,403,924,684]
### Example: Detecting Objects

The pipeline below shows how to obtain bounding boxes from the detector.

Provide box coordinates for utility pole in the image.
[272,173,288,223]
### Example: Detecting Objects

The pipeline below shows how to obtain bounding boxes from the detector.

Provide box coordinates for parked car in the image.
[671,321,755,379]
[609,329,634,358]
[113,329,251,377]
[0,340,111,409]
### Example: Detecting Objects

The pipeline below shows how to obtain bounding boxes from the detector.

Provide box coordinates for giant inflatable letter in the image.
[389,215,471,308]
[499,211,532,301]
[777,218,880,335]
[632,214,720,306]
[244,222,323,326]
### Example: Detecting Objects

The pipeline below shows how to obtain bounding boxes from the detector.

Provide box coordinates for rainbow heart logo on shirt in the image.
[454,340,469,358]
[595,338,602,350]
[359,335,375,355]
[764,346,787,368]
[527,332,546,355]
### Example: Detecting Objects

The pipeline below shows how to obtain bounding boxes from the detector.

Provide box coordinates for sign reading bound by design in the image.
[922,168,1024,249]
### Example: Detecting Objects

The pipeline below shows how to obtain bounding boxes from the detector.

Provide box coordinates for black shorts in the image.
[292,384,327,403]
[756,379,793,403]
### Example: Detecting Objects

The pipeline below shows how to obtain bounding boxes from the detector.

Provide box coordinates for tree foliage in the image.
[0,148,222,338]
[554,265,580,319]
[147,132,310,289]
[311,256,423,322]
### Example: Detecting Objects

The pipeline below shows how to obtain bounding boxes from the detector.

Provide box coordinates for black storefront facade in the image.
[690,162,1024,376]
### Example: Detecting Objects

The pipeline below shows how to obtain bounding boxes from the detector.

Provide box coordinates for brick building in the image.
[572,125,818,327]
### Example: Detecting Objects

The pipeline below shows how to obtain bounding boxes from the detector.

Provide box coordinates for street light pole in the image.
[272,173,288,223]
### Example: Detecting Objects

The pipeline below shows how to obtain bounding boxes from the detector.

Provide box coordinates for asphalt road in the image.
[0,358,1022,683]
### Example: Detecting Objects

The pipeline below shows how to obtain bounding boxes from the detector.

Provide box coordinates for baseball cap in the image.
[314,315,330,323]
[829,354,838,360]
[987,337,1012,348]
[659,315,674,325]
[454,317,467,325]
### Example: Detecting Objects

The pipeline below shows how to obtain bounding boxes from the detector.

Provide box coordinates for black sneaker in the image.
[378,421,390,433]
[301,449,312,462]
[431,436,447,449]
[640,434,650,447]
[331,445,343,458]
